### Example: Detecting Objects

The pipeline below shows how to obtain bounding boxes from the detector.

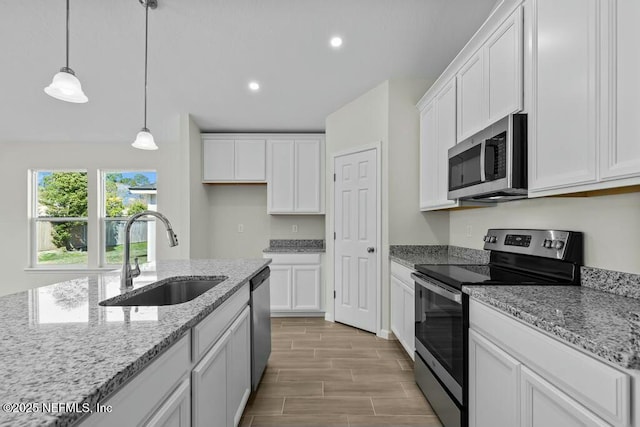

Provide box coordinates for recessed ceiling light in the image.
[248,81,260,91]
[330,36,343,48]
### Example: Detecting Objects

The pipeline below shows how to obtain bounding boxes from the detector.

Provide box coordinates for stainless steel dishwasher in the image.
[250,267,271,391]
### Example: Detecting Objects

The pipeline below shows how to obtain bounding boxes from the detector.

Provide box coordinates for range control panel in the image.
[482,229,581,261]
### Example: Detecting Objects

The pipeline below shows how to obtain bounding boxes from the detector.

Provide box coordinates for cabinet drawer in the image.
[83,334,191,427]
[469,300,630,427]
[265,253,321,265]
[390,261,415,288]
[192,285,249,362]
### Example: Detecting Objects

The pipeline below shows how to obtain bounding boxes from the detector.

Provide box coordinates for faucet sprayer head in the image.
[167,229,179,247]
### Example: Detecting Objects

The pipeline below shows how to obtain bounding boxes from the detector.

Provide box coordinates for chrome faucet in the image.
[121,210,178,289]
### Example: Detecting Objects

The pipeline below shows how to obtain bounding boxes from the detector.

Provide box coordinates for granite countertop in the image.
[263,239,325,253]
[464,285,640,370]
[0,258,270,427]
[389,245,489,269]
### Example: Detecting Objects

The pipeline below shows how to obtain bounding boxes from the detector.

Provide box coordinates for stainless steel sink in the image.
[99,277,227,306]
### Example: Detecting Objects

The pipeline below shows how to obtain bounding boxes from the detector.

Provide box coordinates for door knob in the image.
[367,247,375,253]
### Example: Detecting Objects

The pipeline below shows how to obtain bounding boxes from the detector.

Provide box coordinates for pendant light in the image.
[44,0,88,103]
[132,0,159,150]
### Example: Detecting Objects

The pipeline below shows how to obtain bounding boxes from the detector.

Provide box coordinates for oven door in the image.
[412,272,464,405]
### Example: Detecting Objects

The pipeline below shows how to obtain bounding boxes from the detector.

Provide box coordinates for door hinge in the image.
[333,231,336,240]
[334,290,336,299]
[333,173,336,182]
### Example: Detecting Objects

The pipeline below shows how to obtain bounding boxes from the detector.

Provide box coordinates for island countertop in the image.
[0,258,270,427]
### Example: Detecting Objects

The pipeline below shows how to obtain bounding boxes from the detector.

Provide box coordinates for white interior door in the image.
[334,148,378,333]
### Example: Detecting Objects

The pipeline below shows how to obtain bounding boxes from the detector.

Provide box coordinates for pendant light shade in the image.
[45,67,88,103]
[132,0,158,150]
[132,128,158,150]
[45,0,88,103]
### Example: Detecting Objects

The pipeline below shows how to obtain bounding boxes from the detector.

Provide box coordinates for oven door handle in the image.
[411,273,462,304]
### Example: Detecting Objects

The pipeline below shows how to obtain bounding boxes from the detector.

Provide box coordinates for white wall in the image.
[207,185,325,258]
[325,79,449,334]
[0,135,186,297]
[181,114,211,258]
[450,192,640,274]
[388,79,450,244]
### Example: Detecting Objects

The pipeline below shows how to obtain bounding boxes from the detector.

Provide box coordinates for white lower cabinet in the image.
[469,299,631,427]
[468,329,520,427]
[192,306,251,427]
[521,366,609,427]
[264,253,322,314]
[389,262,415,359]
[145,378,191,427]
[80,284,252,427]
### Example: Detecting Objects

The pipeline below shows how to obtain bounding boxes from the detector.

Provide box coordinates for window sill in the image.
[24,267,118,273]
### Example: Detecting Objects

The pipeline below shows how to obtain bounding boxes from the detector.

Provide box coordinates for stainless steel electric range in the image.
[411,229,583,427]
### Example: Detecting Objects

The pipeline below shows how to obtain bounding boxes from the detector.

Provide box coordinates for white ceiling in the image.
[0,0,496,145]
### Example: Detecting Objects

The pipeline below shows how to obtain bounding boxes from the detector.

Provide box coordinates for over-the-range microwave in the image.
[448,113,527,202]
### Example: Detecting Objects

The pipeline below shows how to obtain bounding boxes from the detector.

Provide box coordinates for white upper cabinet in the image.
[527,0,599,192]
[457,53,485,141]
[485,6,524,125]
[202,136,266,182]
[527,0,640,196]
[267,136,324,214]
[457,6,524,143]
[419,79,459,211]
[600,0,640,181]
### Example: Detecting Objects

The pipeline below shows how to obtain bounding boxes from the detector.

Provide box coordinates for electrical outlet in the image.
[237,224,244,233]
[466,224,472,238]
[292,225,298,233]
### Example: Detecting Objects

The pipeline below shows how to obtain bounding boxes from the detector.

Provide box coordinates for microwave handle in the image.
[411,273,462,304]
[479,140,486,183]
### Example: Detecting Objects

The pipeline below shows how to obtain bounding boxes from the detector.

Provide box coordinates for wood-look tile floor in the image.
[241,318,442,427]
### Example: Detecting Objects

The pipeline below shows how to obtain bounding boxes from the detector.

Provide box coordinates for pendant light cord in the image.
[143,2,149,129]
[65,0,70,69]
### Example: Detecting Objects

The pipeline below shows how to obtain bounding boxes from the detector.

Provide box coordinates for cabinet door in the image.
[267,140,295,213]
[192,330,231,427]
[468,329,521,427]
[390,276,404,340]
[227,307,251,427]
[528,0,598,192]
[435,80,458,207]
[402,286,415,354]
[521,367,609,427]
[601,0,640,180]
[269,265,292,311]
[419,101,439,210]
[457,52,484,141]
[203,139,235,181]
[292,265,321,311]
[235,140,265,181]
[144,378,190,427]
[295,139,323,213]
[485,6,523,124]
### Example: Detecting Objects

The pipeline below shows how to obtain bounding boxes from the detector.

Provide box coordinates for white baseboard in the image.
[377,329,393,340]
[324,312,335,322]
[270,312,325,318]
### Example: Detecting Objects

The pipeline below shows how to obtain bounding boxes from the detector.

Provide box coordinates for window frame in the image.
[29,169,90,269]
[99,170,157,268]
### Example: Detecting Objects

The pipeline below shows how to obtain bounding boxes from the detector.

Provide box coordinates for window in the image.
[29,169,158,270]
[101,171,157,266]
[32,171,89,267]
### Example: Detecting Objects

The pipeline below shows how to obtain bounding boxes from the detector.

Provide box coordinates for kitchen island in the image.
[0,259,270,427]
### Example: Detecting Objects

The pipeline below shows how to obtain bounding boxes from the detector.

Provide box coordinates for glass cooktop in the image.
[414,264,575,290]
